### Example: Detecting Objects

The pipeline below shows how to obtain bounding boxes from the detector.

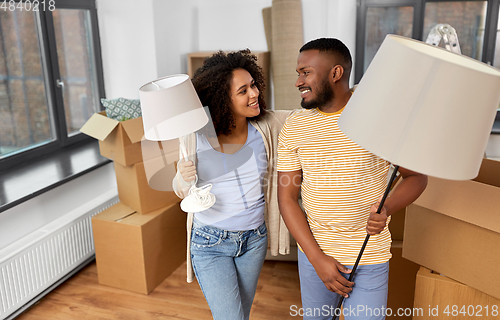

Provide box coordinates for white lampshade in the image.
[139,74,208,141]
[338,35,500,180]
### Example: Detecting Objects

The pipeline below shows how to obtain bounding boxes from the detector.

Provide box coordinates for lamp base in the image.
[180,184,216,213]
[332,165,400,320]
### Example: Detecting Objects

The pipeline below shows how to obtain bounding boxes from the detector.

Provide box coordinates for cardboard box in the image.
[389,207,406,241]
[329,243,418,320]
[92,201,187,294]
[80,111,145,166]
[414,267,500,319]
[387,241,420,319]
[403,159,500,300]
[114,156,179,214]
[388,170,406,241]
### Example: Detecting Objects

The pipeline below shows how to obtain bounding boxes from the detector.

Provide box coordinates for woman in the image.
[172,49,293,320]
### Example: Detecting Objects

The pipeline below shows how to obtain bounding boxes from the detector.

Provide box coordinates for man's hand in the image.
[365,166,428,236]
[278,170,354,297]
[310,253,354,298]
[366,200,388,235]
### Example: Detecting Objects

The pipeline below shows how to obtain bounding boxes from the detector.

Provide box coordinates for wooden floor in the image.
[16,260,302,320]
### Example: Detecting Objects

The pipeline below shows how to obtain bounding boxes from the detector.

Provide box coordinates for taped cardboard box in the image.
[331,243,418,320]
[413,267,499,319]
[388,169,406,241]
[114,155,179,214]
[388,207,405,241]
[403,159,500,300]
[92,201,187,294]
[80,111,144,166]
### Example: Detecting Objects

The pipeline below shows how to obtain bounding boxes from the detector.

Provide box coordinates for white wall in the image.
[98,0,358,97]
[97,0,158,99]
[197,0,272,52]
[152,0,200,77]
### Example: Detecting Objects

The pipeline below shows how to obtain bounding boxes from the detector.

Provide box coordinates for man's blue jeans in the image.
[190,218,268,320]
[298,249,389,320]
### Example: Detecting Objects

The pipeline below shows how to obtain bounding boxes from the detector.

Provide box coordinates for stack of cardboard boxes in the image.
[387,209,421,319]
[403,158,500,319]
[81,112,187,294]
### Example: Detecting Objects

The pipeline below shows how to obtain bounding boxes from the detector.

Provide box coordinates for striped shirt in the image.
[277,107,392,265]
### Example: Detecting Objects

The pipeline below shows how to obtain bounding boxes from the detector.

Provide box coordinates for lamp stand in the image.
[332,165,400,320]
[178,137,216,213]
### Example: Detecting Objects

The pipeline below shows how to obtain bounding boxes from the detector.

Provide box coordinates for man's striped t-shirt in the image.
[277,107,392,265]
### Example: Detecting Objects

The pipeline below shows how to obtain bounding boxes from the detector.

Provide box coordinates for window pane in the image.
[424,1,487,60]
[365,6,413,73]
[0,11,54,158]
[52,9,100,136]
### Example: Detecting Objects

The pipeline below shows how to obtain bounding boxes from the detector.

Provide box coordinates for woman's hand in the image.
[178,160,197,182]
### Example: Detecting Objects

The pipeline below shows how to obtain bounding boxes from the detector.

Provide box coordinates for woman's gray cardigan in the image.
[172,110,295,283]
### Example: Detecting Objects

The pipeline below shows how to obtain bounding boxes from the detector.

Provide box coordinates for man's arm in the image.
[366,167,428,235]
[278,170,354,298]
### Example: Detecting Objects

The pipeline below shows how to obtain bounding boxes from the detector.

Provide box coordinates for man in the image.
[277,38,428,320]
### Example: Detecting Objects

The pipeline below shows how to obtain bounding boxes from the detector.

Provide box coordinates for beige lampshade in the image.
[338,35,500,180]
[139,74,208,141]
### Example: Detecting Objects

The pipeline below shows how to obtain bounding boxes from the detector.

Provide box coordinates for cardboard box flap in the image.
[80,112,119,141]
[121,117,145,144]
[92,202,135,222]
[473,158,500,188]
[413,176,500,233]
[120,202,179,226]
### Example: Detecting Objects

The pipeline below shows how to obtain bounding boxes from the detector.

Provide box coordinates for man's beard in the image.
[300,77,334,109]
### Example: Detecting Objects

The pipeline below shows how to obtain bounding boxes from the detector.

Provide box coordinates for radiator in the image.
[0,190,119,320]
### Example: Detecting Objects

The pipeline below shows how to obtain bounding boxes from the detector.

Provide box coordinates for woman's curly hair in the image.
[192,49,267,136]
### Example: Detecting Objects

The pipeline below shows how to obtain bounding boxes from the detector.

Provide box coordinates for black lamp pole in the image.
[332,165,400,320]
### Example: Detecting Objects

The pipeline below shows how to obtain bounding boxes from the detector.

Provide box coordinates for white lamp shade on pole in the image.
[139,74,208,141]
[338,35,500,180]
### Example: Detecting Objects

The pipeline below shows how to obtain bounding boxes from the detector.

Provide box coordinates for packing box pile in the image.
[80,111,144,166]
[385,178,420,318]
[81,111,186,294]
[80,111,179,214]
[92,201,187,294]
[413,267,499,320]
[403,158,500,306]
[387,241,420,319]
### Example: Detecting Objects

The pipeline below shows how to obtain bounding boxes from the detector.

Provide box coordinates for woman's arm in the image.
[172,135,196,198]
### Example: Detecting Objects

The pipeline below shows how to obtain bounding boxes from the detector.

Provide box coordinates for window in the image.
[423,1,487,59]
[356,0,500,131]
[364,6,414,74]
[495,4,500,119]
[0,0,104,171]
[496,4,500,70]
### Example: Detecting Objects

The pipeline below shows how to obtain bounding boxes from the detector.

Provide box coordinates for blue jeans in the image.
[190,219,268,320]
[298,249,389,320]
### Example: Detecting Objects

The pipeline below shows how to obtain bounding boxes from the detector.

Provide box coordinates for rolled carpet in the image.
[271,0,304,110]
